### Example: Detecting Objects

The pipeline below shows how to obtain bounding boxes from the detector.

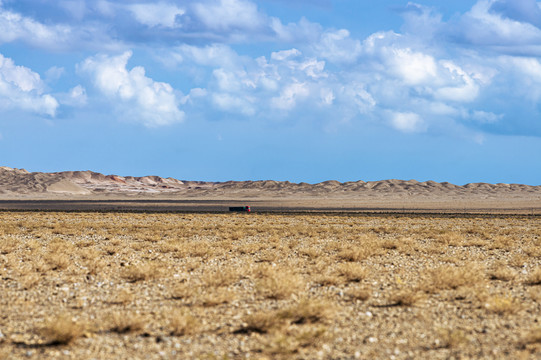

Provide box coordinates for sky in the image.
[0,0,540,185]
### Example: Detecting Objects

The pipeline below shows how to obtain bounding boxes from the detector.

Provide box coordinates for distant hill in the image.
[1,166,540,200]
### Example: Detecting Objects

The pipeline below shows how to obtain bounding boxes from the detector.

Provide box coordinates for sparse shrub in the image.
[171,282,195,300]
[435,328,469,349]
[238,312,284,334]
[107,312,144,333]
[255,267,304,300]
[484,296,520,314]
[525,268,541,285]
[45,253,71,271]
[0,237,18,254]
[201,268,239,288]
[422,264,486,292]
[109,288,134,305]
[521,328,541,347]
[121,262,161,282]
[347,286,372,301]
[256,249,279,262]
[169,309,199,336]
[525,245,541,258]
[277,299,334,325]
[488,265,516,281]
[489,235,514,250]
[21,273,40,290]
[335,263,369,283]
[337,245,375,262]
[197,287,235,306]
[388,288,424,306]
[39,314,85,345]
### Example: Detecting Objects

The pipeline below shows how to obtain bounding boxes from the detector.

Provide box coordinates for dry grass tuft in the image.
[277,298,335,325]
[107,312,145,334]
[171,282,195,300]
[388,288,425,307]
[201,268,239,288]
[260,326,328,356]
[0,237,18,254]
[238,312,284,334]
[422,264,486,292]
[335,263,369,283]
[169,309,199,336]
[121,262,162,282]
[255,268,304,300]
[109,288,134,305]
[337,245,377,262]
[525,268,541,286]
[521,327,541,347]
[347,286,372,301]
[39,314,85,345]
[197,287,235,306]
[483,296,520,314]
[44,253,71,271]
[435,328,469,349]
[488,264,516,281]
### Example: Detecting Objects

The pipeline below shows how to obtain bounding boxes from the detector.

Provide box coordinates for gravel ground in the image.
[0,212,540,359]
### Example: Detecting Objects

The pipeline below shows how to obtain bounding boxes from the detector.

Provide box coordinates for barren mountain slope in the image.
[0,166,540,212]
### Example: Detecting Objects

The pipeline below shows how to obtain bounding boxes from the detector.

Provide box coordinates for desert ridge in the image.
[0,166,540,213]
[0,166,540,197]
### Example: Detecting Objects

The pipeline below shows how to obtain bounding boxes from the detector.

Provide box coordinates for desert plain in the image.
[0,167,541,359]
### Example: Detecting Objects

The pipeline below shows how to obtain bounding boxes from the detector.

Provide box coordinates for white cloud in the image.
[0,54,58,116]
[313,29,362,64]
[192,0,264,31]
[170,44,243,69]
[212,92,255,115]
[271,82,310,110]
[389,112,425,133]
[79,51,184,127]
[320,88,334,106]
[271,48,301,61]
[387,48,437,85]
[0,8,72,49]
[471,110,503,123]
[434,61,479,102]
[453,0,541,54]
[45,66,65,83]
[128,2,185,28]
[69,85,87,106]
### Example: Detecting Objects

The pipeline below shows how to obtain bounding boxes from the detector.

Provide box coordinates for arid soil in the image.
[1,211,541,359]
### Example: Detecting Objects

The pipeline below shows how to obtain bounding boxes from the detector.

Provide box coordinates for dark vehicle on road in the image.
[229,206,251,212]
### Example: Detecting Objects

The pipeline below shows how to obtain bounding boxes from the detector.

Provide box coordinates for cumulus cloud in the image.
[192,0,263,31]
[450,0,541,55]
[59,85,88,107]
[0,7,72,49]
[128,2,185,28]
[313,29,362,64]
[0,54,58,116]
[78,51,184,127]
[3,0,541,136]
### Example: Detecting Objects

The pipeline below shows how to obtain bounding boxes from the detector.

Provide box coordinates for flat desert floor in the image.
[1,211,541,359]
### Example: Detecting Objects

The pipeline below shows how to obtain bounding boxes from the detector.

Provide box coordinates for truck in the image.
[229,206,251,213]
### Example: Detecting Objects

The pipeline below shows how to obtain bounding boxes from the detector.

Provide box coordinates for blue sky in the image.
[0,0,540,185]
